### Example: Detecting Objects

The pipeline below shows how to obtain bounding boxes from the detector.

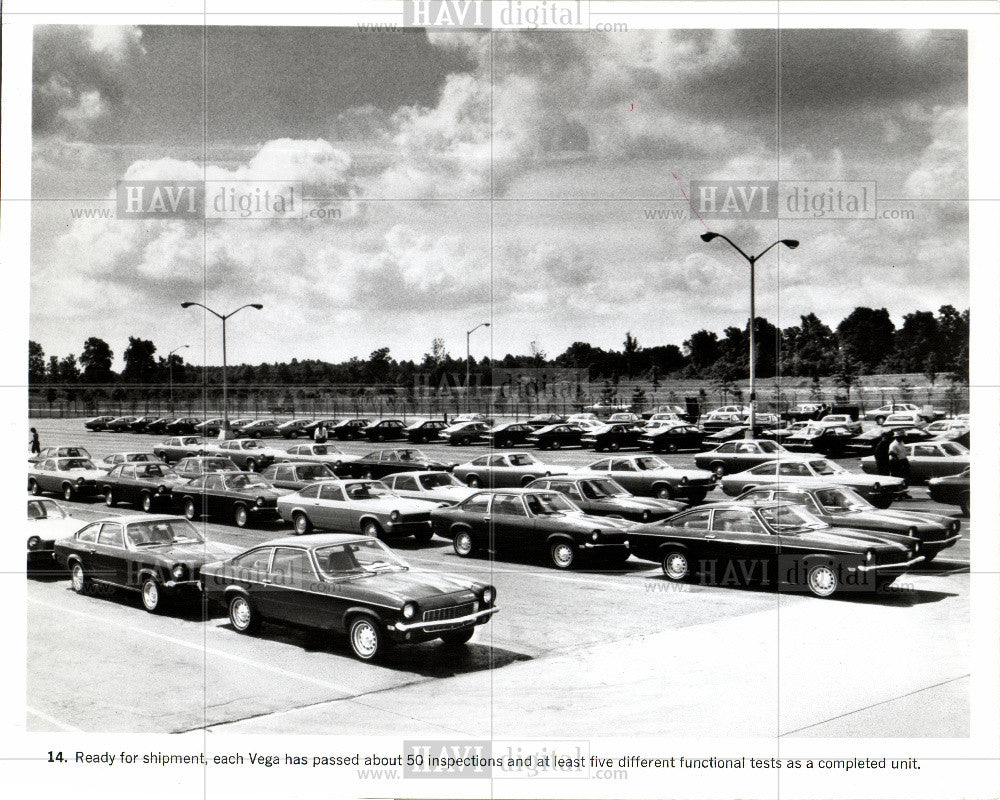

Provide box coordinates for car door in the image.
[315,483,350,529]
[390,473,420,500]
[261,546,323,625]
[490,494,531,555]
[92,522,129,586]
[487,454,511,487]
[202,473,226,517]
[908,443,941,481]
[69,523,102,573]
[608,458,642,494]
[457,492,492,547]
[707,508,775,584]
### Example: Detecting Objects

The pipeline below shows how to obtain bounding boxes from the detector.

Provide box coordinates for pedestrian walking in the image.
[888,431,911,489]
[29,427,40,455]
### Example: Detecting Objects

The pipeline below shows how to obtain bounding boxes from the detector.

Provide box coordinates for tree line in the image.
[29,304,968,390]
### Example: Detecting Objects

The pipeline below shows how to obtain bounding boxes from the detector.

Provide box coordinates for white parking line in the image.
[26,705,82,732]
[404,554,661,588]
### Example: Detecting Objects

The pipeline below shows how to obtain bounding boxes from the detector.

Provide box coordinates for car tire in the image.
[183,498,199,520]
[70,561,92,594]
[549,541,575,569]
[62,484,74,502]
[661,550,690,581]
[105,490,116,507]
[28,479,41,495]
[711,463,725,478]
[550,440,562,450]
[229,594,260,634]
[293,512,312,535]
[362,520,382,539]
[466,475,482,488]
[453,530,474,557]
[664,443,678,454]
[656,484,674,500]
[348,616,384,661]
[869,496,892,509]
[608,441,620,452]
[140,578,165,613]
[875,416,886,426]
[413,529,434,544]
[140,492,154,513]
[960,496,970,517]
[439,628,475,646]
[245,458,257,472]
[234,505,249,528]
[806,564,838,597]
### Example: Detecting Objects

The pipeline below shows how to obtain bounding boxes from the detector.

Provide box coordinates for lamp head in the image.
[180,302,194,308]
[781,239,800,249]
[250,303,264,310]
[700,232,719,242]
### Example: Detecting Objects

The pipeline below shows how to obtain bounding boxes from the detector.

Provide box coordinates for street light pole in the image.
[466,322,491,414]
[168,344,189,414]
[699,233,799,437]
[180,302,263,438]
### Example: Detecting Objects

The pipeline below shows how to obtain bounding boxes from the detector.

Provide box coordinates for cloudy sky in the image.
[30,26,968,369]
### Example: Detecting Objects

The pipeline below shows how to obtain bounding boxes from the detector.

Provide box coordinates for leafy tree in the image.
[892,311,938,372]
[80,337,115,382]
[122,337,158,383]
[683,329,720,374]
[28,341,46,383]
[59,354,81,382]
[836,307,895,372]
[529,340,546,366]
[47,355,60,381]
[623,331,641,378]
[783,313,836,378]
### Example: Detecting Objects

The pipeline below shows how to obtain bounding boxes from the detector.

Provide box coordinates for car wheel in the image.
[28,479,41,495]
[70,562,92,594]
[245,458,257,472]
[550,440,562,450]
[664,443,678,454]
[183,498,199,520]
[140,578,164,613]
[413,529,434,544]
[656,484,674,500]
[960,496,970,517]
[466,475,482,488]
[293,512,312,535]
[62,484,74,502]
[453,530,474,557]
[661,550,690,581]
[608,441,620,452]
[711,463,725,478]
[140,492,154,513]
[348,616,383,661]
[875,416,886,426]
[550,541,575,569]
[229,594,260,633]
[234,505,249,528]
[869,496,892,509]
[439,628,475,646]
[806,564,838,598]
[105,490,116,507]
[362,520,382,539]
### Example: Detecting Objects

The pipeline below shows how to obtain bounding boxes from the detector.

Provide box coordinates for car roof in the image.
[98,514,188,525]
[256,533,371,548]
[388,470,450,477]
[268,460,330,468]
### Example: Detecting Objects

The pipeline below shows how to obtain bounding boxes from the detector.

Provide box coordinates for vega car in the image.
[102,462,188,512]
[177,471,286,528]
[382,471,478,505]
[527,476,686,522]
[200,438,276,471]
[28,456,107,502]
[152,436,205,463]
[259,461,337,490]
[453,451,571,488]
[928,468,970,516]
[579,456,717,502]
[639,423,706,454]
[341,448,454,480]
[694,439,789,477]
[27,496,80,567]
[861,440,970,483]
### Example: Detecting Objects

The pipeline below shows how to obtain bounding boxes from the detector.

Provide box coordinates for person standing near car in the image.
[29,427,40,455]
[888,431,910,485]
[314,421,328,444]
[874,431,892,475]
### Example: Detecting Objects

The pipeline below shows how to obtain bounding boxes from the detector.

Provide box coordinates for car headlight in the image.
[907,526,917,538]
[681,476,689,485]
[172,564,186,580]
[157,484,167,494]
[76,477,84,486]
[390,510,401,523]
[865,550,874,563]
[402,602,417,619]
[872,482,881,491]
[914,541,920,552]
[256,496,266,506]
[591,530,600,541]
[482,586,495,604]
[950,520,960,533]
[27,536,40,550]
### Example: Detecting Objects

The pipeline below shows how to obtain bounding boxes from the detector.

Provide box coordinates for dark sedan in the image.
[527,423,584,450]
[165,417,202,435]
[84,416,115,432]
[694,439,790,477]
[106,416,140,432]
[928,468,970,516]
[342,448,454,480]
[430,488,631,569]
[525,413,566,429]
[405,419,448,444]
[736,485,962,561]
[201,534,497,660]
[277,418,315,438]
[102,462,188,513]
[580,424,644,452]
[329,418,369,440]
[527,476,685,522]
[260,461,337,490]
[482,422,534,449]
[364,419,408,442]
[176,471,286,528]
[639,424,705,454]
[237,419,281,438]
[127,416,159,433]
[627,501,923,597]
[173,456,241,480]
[54,515,238,612]
[143,418,175,435]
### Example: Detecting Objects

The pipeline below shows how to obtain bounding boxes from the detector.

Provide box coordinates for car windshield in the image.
[758,505,826,532]
[420,473,460,489]
[28,499,67,520]
[525,492,580,515]
[508,454,540,467]
[134,464,177,479]
[314,539,409,579]
[241,440,263,449]
[345,481,391,499]
[126,519,205,547]
[225,474,270,490]
[635,457,667,471]
[759,441,782,453]
[396,450,427,462]
[809,460,843,476]
[57,459,95,470]
[298,465,333,480]
[580,479,629,499]
[310,445,330,455]
[814,487,872,512]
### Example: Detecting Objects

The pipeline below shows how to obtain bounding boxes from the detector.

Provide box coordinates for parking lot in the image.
[26,418,970,737]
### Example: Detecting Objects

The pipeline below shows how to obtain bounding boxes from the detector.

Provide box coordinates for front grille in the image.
[402,512,431,523]
[423,602,476,622]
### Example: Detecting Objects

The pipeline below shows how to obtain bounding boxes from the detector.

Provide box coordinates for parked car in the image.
[200,438,276,471]
[28,456,106,502]
[84,416,115,432]
[54,515,238,612]
[783,423,858,455]
[699,411,747,432]
[273,442,362,473]
[340,448,454,480]
[201,534,497,660]
[165,417,202,435]
[440,421,491,446]
[143,418,175,435]
[194,418,225,436]
[816,414,862,435]
[879,411,924,428]
[639,423,706,454]
[405,419,448,444]
[153,436,205,463]
[127,416,159,433]
[102,462,188,512]
[627,501,922,597]
[735,485,962,561]
[328,418,369,440]
[383,471,478,505]
[761,420,812,442]
[861,440,970,483]
[703,425,755,444]
[782,403,827,422]
[643,412,686,425]
[606,412,642,425]
[525,413,566,429]
[527,423,584,450]
[29,445,92,465]
[177,471,286,528]
[449,413,491,425]
[237,419,281,439]
[928,468,970,516]
[364,419,408,443]
[106,416,140,432]
[98,451,165,470]
[695,439,790,477]
[526,476,685,522]
[482,421,534,449]
[851,426,934,449]
[923,419,970,438]
[453,452,571,488]
[27,497,80,567]
[277,418,315,438]
[259,461,337,490]
[173,456,241,480]
[277,479,438,540]
[578,455,717,502]
[430,488,631,569]
[720,457,906,507]
[580,423,644,452]
[863,403,921,424]
[566,413,600,425]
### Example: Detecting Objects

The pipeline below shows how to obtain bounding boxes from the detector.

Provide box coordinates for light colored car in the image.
[28,445,91,466]
[383,471,478,505]
[266,442,362,470]
[277,479,438,540]
[566,413,600,425]
[719,457,905,507]
[576,455,717,502]
[453,451,571,488]
[864,403,920,424]
[923,419,969,436]
[99,451,166,470]
[200,438,276,471]
[816,414,862,435]
[28,456,107,501]
[646,412,685,425]
[27,496,81,565]
[880,411,923,428]
[861,440,970,483]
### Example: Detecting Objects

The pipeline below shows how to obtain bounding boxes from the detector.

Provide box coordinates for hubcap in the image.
[352,621,378,658]
[106,493,114,506]
[364,523,379,538]
[71,564,84,591]
[809,566,837,597]
[231,597,251,630]
[185,501,196,519]
[295,515,308,534]
[455,533,473,555]
[552,543,573,568]
[142,495,152,511]
[714,466,725,478]
[142,581,159,609]
[63,486,73,500]
[236,508,247,526]
[664,553,688,579]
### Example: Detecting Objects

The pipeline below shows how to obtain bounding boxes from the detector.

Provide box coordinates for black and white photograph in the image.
[2,2,998,799]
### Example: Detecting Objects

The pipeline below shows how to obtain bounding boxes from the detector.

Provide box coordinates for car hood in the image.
[539,512,633,531]
[832,508,956,532]
[785,526,914,553]
[29,517,84,540]
[338,570,483,605]
[600,496,686,513]
[140,540,242,563]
